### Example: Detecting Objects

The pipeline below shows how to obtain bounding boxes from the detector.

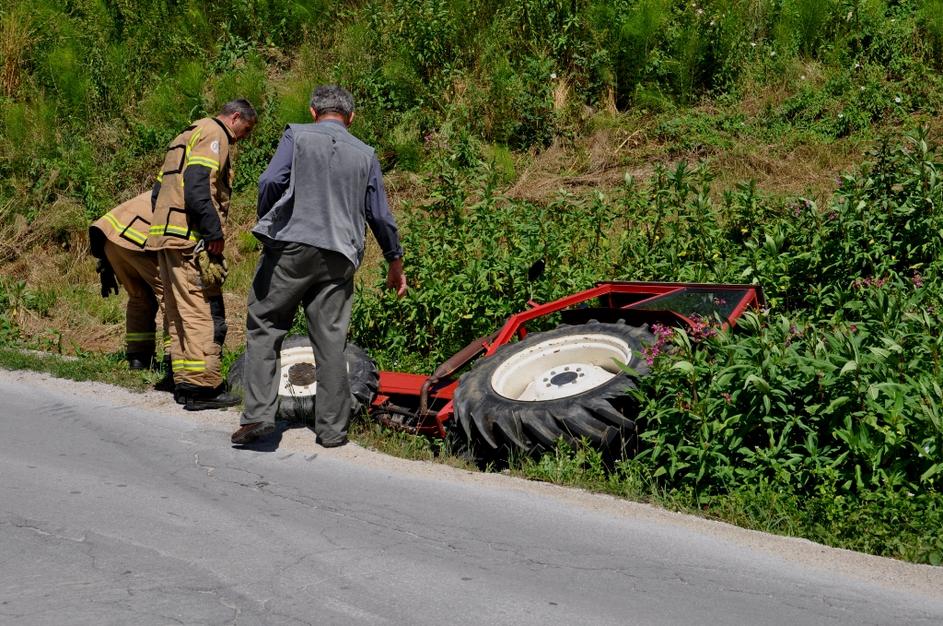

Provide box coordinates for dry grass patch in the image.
[709,138,865,202]
[507,130,645,202]
[0,7,35,98]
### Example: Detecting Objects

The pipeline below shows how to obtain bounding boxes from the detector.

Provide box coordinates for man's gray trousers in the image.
[241,243,355,445]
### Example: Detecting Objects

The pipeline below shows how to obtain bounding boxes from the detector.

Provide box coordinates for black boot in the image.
[177,383,240,411]
[127,352,156,371]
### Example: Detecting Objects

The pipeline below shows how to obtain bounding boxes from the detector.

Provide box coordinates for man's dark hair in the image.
[219,99,258,122]
[310,85,354,118]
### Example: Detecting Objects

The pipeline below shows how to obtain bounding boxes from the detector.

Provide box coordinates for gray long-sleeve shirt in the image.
[256,121,403,262]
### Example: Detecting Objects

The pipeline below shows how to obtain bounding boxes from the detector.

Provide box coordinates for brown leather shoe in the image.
[231,422,276,444]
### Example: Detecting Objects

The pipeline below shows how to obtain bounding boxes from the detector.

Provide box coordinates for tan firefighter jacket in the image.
[146,117,234,251]
[89,192,154,256]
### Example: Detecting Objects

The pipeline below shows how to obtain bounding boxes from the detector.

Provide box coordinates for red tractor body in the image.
[372,281,764,439]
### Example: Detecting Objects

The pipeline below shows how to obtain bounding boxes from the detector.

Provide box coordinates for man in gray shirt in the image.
[232,85,406,447]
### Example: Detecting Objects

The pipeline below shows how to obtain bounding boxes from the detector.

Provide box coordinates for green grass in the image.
[509,438,943,566]
[349,417,454,463]
[0,347,148,390]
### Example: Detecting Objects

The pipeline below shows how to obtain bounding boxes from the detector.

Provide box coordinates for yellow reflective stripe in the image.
[148,224,200,241]
[180,128,204,187]
[172,359,206,371]
[125,230,147,245]
[156,171,164,183]
[185,156,220,170]
[187,128,202,150]
[184,129,202,165]
[126,332,157,341]
[101,213,123,230]
[102,213,147,245]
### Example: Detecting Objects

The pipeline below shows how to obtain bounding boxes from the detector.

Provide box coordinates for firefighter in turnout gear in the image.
[89,191,170,374]
[146,99,257,411]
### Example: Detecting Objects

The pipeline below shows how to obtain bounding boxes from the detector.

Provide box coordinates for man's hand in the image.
[386,257,407,298]
[96,259,119,298]
[206,239,225,255]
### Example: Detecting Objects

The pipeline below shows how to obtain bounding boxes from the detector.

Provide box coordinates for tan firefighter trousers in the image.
[104,241,168,356]
[157,248,227,388]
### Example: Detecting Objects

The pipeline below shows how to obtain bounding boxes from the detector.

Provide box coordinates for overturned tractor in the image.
[229,281,763,462]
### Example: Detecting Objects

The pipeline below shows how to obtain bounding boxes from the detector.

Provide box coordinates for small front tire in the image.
[227,335,379,422]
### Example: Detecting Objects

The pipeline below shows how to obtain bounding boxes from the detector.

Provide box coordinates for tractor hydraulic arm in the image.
[419,330,500,416]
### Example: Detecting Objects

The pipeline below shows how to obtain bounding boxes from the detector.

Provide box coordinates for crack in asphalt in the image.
[7,517,88,544]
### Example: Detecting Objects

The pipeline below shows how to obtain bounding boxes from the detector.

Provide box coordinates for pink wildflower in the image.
[688,314,718,343]
[642,323,675,366]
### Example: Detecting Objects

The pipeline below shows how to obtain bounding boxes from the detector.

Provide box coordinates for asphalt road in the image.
[1,371,942,625]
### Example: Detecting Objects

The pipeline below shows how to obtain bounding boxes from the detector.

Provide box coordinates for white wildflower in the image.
[895,95,902,104]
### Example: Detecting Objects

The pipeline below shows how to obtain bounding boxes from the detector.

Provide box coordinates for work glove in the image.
[194,240,228,288]
[96,258,119,298]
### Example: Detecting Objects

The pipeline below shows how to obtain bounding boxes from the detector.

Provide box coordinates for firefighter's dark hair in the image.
[310,85,354,118]
[219,99,258,122]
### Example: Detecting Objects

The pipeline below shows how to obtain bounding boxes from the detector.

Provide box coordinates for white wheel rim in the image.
[490,333,633,402]
[278,347,318,397]
[276,346,352,398]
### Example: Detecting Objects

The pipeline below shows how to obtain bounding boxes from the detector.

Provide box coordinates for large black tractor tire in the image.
[452,321,653,464]
[227,335,379,423]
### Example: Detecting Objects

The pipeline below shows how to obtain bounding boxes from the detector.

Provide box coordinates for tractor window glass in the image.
[629,288,746,321]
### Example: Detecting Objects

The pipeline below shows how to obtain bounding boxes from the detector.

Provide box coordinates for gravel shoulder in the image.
[5,367,941,600]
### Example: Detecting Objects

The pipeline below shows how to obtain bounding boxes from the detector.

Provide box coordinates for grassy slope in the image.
[10,94,936,358]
